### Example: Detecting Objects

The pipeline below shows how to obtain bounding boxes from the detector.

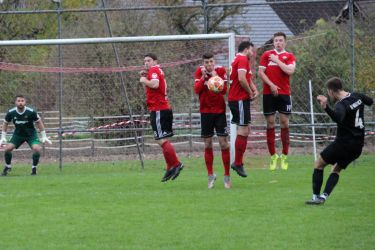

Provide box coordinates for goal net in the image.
[0,34,236,167]
[0,33,373,168]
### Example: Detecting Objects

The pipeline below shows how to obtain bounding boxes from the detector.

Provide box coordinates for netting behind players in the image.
[0,32,374,166]
[0,34,239,165]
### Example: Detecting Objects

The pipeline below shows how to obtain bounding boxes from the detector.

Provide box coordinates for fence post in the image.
[91,131,95,158]
[53,0,64,171]
[189,89,193,157]
[349,0,355,91]
[202,0,209,33]
[308,80,317,161]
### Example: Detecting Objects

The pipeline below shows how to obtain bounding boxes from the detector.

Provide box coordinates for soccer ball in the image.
[207,76,224,93]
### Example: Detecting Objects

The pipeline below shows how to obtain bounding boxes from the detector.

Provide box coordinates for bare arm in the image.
[269,54,295,75]
[238,70,252,96]
[140,77,159,89]
[0,121,8,144]
[35,119,52,144]
[258,67,280,96]
[249,79,259,99]
[35,119,45,132]
[2,121,8,133]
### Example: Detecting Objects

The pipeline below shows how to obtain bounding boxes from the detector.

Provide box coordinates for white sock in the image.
[312,194,318,200]
[320,193,328,200]
[5,164,11,168]
[32,165,37,169]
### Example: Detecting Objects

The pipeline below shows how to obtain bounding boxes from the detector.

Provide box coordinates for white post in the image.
[309,80,317,161]
[0,33,235,46]
[228,34,236,163]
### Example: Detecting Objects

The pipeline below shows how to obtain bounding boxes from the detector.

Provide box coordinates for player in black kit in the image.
[305,77,373,205]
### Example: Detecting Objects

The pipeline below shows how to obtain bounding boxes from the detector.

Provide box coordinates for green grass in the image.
[0,154,374,250]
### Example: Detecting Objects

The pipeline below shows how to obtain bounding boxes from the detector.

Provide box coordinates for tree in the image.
[154,0,249,34]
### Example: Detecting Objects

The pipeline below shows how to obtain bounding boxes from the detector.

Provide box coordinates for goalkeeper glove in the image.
[40,130,52,144]
[0,131,7,145]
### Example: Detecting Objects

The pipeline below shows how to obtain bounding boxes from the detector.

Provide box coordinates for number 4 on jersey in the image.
[355,109,364,129]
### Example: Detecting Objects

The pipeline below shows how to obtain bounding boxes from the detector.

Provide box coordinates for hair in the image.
[144,53,158,61]
[15,94,25,100]
[238,41,254,52]
[325,77,343,92]
[273,32,287,40]
[202,52,214,60]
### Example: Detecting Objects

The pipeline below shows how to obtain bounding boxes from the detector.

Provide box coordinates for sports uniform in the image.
[4,106,41,148]
[259,49,296,170]
[228,53,253,126]
[306,88,373,205]
[141,61,183,182]
[259,49,296,115]
[228,52,255,178]
[146,65,173,140]
[1,100,50,177]
[194,64,231,187]
[321,92,373,169]
[194,65,228,137]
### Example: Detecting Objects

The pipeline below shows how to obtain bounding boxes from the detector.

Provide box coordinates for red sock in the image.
[221,148,230,176]
[161,141,180,170]
[234,135,248,166]
[266,128,276,155]
[204,148,214,175]
[281,128,290,155]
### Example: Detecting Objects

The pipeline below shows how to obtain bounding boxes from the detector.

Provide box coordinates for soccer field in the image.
[0,154,374,250]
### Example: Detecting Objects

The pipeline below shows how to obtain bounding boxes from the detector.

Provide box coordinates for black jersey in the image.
[325,92,373,144]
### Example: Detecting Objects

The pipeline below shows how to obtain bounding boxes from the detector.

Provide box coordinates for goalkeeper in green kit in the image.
[0,95,51,176]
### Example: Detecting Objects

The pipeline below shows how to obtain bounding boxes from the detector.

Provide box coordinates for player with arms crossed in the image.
[0,95,51,176]
[258,32,296,171]
[194,52,231,189]
[139,53,184,182]
[228,41,258,178]
[306,77,373,205]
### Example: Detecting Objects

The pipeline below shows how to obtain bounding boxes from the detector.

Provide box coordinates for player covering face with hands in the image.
[194,53,231,189]
[1,95,51,176]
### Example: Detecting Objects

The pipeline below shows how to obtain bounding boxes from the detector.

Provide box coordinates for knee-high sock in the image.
[323,173,340,196]
[221,148,230,176]
[5,151,12,165]
[204,148,214,175]
[281,128,290,155]
[312,168,324,195]
[32,152,40,167]
[266,128,276,155]
[234,135,247,166]
[161,141,180,170]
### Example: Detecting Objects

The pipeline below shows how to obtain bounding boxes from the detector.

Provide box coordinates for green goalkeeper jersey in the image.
[4,106,40,137]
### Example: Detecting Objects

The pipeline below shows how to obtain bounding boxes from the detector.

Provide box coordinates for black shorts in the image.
[150,109,174,140]
[263,94,292,115]
[229,100,251,126]
[201,113,228,138]
[320,140,363,169]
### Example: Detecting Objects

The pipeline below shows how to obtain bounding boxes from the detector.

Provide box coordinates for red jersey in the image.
[145,65,170,111]
[228,53,252,101]
[259,49,296,95]
[194,65,227,114]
